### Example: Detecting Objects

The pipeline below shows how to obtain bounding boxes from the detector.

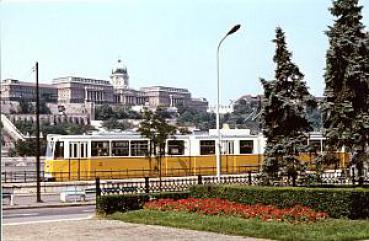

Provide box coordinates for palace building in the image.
[1,59,208,111]
[0,79,58,102]
[52,76,114,103]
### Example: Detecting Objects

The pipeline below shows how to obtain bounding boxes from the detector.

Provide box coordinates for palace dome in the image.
[112,59,127,74]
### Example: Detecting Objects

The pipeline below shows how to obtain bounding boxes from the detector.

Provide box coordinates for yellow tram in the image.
[44,129,349,181]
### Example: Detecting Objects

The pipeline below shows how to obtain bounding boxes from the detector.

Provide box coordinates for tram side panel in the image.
[163,156,193,176]
[90,157,154,179]
[237,154,262,172]
[45,159,86,181]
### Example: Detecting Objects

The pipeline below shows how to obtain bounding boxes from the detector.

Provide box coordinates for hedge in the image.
[189,185,369,219]
[96,192,189,215]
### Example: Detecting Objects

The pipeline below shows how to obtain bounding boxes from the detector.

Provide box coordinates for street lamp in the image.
[216,24,241,181]
[35,62,42,202]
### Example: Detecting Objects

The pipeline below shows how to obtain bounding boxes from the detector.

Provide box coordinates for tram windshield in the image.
[46,141,54,159]
[54,141,64,159]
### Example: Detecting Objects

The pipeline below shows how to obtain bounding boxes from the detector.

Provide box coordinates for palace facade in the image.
[1,60,208,111]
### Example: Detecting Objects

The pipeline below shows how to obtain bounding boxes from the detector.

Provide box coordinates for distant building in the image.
[53,76,114,103]
[235,94,324,112]
[111,60,147,106]
[0,79,58,102]
[207,104,234,114]
[110,60,208,111]
[188,97,209,112]
[141,86,208,111]
[141,86,190,107]
[237,94,262,107]
[2,59,208,111]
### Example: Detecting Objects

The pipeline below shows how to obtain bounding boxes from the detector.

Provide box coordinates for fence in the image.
[2,171,44,183]
[95,172,260,196]
[95,171,369,197]
[1,165,260,183]
[2,167,369,187]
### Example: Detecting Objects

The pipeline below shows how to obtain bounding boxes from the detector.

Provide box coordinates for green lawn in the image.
[109,210,369,241]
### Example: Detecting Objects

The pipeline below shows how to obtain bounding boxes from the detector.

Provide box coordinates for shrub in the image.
[151,192,190,200]
[96,192,189,215]
[96,194,149,215]
[189,185,369,219]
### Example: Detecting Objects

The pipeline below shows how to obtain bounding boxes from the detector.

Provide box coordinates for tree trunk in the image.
[159,144,162,193]
[353,150,365,187]
[292,175,296,187]
[357,152,364,187]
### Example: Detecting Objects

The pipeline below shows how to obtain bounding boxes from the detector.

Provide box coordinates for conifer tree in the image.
[323,0,369,185]
[261,27,316,185]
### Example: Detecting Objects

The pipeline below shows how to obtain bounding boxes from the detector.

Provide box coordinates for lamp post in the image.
[216,24,241,181]
[35,62,42,202]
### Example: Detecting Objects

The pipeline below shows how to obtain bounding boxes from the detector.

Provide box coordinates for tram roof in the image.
[46,132,263,141]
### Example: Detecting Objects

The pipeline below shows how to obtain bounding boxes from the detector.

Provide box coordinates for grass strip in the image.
[109,210,369,241]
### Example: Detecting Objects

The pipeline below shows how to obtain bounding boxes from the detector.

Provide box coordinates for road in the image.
[2,205,95,225]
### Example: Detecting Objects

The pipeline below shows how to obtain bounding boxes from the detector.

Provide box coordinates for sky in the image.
[1,0,369,105]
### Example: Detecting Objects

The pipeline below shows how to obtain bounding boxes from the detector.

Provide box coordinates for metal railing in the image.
[95,173,261,196]
[95,172,369,198]
[1,165,260,183]
[3,167,368,187]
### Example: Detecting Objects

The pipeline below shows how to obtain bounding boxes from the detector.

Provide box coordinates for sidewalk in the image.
[2,193,95,210]
[4,219,270,241]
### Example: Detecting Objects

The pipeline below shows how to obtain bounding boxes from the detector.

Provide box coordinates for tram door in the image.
[221,140,234,173]
[69,142,88,180]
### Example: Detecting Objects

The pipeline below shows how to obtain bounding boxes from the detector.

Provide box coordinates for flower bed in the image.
[144,198,328,222]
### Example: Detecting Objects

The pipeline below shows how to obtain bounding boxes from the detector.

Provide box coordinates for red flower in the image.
[144,198,328,223]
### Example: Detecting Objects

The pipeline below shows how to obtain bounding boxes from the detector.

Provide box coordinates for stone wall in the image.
[8,114,90,125]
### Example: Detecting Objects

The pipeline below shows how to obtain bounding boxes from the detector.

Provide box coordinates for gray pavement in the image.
[3,205,95,224]
[3,219,270,241]
[2,193,95,209]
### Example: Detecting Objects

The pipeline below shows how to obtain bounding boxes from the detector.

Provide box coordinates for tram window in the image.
[221,140,234,155]
[240,140,253,154]
[81,145,84,158]
[168,140,185,155]
[80,143,88,158]
[131,141,148,156]
[91,141,110,156]
[69,143,79,158]
[200,140,215,155]
[54,141,64,159]
[310,140,322,152]
[112,141,129,156]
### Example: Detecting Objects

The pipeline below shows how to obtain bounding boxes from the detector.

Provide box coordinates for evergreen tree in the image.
[18,99,33,114]
[323,0,369,185]
[261,27,316,185]
[95,104,115,120]
[102,117,132,130]
[39,99,51,114]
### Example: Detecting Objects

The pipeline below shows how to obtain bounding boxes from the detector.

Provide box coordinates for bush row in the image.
[96,185,369,219]
[96,192,189,215]
[189,185,369,219]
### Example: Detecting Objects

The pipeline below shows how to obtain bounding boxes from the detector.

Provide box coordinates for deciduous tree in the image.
[138,108,177,180]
